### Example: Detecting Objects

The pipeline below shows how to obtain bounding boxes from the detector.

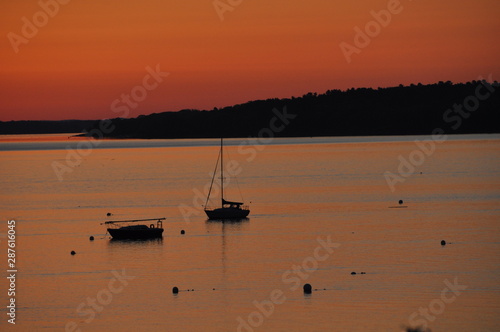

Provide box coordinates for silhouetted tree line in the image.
[2,81,498,137]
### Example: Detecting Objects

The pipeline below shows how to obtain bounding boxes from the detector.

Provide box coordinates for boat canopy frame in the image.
[102,218,165,229]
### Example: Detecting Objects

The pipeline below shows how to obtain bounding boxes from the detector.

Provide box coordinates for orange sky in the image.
[1,0,499,121]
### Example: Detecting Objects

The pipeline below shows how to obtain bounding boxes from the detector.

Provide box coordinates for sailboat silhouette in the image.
[204,138,250,220]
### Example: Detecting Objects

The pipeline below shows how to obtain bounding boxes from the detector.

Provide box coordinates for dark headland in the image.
[2,81,498,138]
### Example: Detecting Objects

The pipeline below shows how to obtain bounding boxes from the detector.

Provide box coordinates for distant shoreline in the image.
[73,132,500,141]
[1,132,498,143]
[1,133,499,153]
[2,81,499,138]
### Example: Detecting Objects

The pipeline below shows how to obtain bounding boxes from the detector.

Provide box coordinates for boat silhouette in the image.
[204,138,250,220]
[103,218,165,239]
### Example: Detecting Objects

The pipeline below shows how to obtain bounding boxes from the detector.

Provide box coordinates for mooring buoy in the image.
[303,283,312,294]
[89,236,94,241]
[441,240,446,246]
[172,287,179,294]
[399,200,403,205]
[71,250,76,255]
[181,230,185,235]
[351,272,356,275]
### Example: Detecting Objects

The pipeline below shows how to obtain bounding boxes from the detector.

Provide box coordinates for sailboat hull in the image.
[108,227,164,239]
[205,207,250,220]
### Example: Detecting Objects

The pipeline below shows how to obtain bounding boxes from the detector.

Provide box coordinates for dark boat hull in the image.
[108,228,164,239]
[205,208,250,220]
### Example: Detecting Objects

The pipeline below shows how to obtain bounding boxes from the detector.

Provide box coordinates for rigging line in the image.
[221,137,223,202]
[205,147,221,208]
[225,143,245,202]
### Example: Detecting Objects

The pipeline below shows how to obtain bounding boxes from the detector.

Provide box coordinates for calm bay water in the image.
[0,134,499,331]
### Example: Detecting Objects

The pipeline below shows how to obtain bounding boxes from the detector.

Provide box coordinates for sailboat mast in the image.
[220,137,224,207]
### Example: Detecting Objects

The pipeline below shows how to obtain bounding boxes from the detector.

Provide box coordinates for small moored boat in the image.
[103,218,165,239]
[204,138,250,220]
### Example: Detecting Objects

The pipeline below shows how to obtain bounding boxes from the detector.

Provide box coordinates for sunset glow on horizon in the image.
[1,0,499,121]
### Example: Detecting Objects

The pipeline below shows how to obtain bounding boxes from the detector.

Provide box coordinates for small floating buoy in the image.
[441,240,446,246]
[89,236,94,241]
[213,288,215,290]
[399,200,403,205]
[360,272,366,274]
[71,251,76,255]
[351,272,356,275]
[180,230,185,235]
[172,287,179,294]
[107,212,112,216]
[303,283,312,294]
